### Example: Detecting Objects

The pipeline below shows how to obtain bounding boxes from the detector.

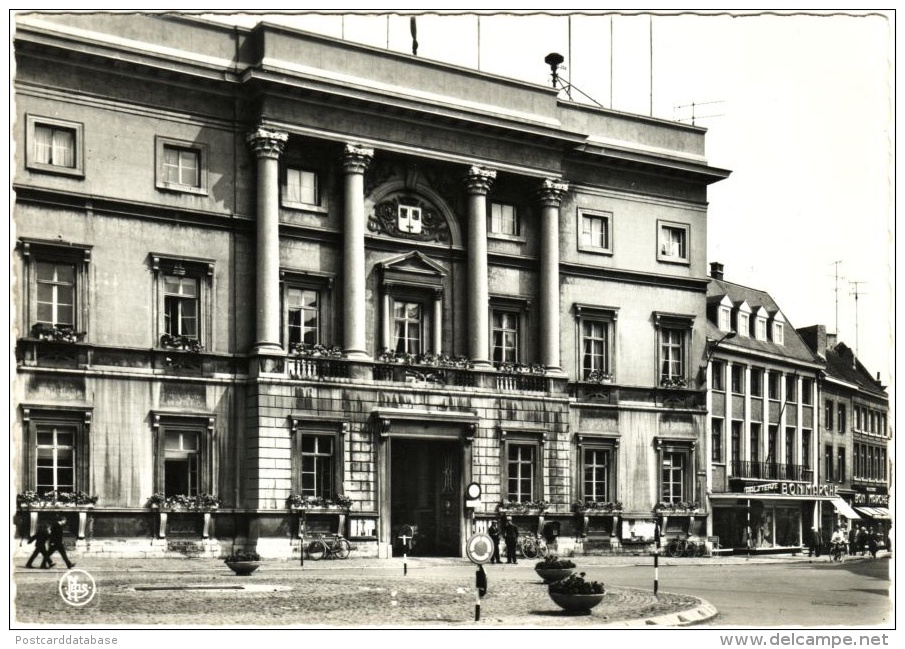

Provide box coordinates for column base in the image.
[471,359,493,369]
[343,349,372,361]
[544,366,567,378]
[252,342,284,355]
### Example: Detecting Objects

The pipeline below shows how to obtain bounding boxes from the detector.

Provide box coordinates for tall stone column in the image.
[246,127,288,355]
[463,166,496,368]
[537,178,569,373]
[342,144,374,359]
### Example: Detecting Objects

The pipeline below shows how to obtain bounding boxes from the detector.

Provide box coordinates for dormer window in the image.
[772,322,784,345]
[769,311,786,345]
[737,312,749,337]
[755,318,767,340]
[718,306,731,331]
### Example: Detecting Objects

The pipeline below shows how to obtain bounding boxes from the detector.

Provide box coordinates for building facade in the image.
[13,14,729,558]
[702,263,848,554]
[797,325,891,544]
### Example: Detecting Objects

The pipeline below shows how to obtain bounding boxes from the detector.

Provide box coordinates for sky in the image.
[194,8,894,382]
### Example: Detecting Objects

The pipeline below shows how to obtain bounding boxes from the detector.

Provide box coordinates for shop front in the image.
[711,479,846,554]
[852,487,891,546]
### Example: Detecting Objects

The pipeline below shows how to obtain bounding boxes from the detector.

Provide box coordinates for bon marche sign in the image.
[743,482,838,497]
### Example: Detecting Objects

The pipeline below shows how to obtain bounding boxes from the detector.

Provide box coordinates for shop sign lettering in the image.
[743,482,837,496]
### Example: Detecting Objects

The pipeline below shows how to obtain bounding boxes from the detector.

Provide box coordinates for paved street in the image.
[12,550,891,628]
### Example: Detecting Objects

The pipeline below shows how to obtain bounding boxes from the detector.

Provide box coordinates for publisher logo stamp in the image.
[58,569,97,607]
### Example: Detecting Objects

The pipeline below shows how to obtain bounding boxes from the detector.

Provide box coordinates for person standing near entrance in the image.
[808,527,822,557]
[47,515,75,569]
[488,520,502,564]
[503,516,519,564]
[848,526,858,556]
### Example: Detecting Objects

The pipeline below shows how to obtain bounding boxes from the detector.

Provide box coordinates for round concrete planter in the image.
[225,560,262,576]
[548,591,606,613]
[535,567,575,583]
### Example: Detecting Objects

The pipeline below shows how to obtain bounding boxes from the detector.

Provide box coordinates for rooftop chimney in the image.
[710,262,724,280]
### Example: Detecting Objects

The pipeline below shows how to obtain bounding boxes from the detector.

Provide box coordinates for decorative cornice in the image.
[536,178,569,207]
[343,143,374,174]
[246,128,288,159]
[463,165,497,195]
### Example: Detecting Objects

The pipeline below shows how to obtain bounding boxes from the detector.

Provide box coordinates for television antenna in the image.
[849,280,868,361]
[674,100,725,125]
[830,260,843,336]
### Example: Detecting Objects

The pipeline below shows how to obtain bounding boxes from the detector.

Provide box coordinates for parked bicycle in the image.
[666,537,707,558]
[306,533,352,560]
[830,541,847,563]
[516,532,549,559]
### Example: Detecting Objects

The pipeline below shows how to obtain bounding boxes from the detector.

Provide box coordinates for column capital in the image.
[246,127,288,159]
[343,143,374,174]
[537,178,569,207]
[463,165,497,195]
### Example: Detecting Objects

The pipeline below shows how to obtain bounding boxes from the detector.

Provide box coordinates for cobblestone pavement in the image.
[13,555,718,628]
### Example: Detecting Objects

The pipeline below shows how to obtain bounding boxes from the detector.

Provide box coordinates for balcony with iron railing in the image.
[730,460,814,482]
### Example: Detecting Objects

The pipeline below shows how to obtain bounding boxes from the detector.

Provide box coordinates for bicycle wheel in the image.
[522,539,539,559]
[335,538,352,559]
[667,539,684,558]
[307,539,327,561]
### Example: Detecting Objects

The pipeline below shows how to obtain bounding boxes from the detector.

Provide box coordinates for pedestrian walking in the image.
[503,516,519,564]
[46,515,75,569]
[808,527,821,557]
[848,526,857,556]
[867,528,879,559]
[25,523,54,569]
[488,520,502,564]
[856,526,868,556]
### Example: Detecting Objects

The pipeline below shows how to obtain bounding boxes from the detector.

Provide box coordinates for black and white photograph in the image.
[8,5,894,642]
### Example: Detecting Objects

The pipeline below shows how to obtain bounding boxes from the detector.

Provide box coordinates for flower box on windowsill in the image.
[30,324,86,344]
[497,500,551,515]
[17,491,98,510]
[654,501,701,515]
[286,494,353,511]
[159,334,204,353]
[572,501,623,515]
[145,493,221,511]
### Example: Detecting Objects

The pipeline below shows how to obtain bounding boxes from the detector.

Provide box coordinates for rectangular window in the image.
[163,145,200,188]
[155,136,209,195]
[711,418,724,462]
[582,447,611,502]
[164,275,199,339]
[772,322,784,345]
[581,319,610,379]
[711,361,725,391]
[801,378,813,405]
[164,429,201,496]
[824,445,834,482]
[492,310,520,364]
[801,429,811,469]
[785,377,797,403]
[660,451,686,502]
[750,368,763,397]
[393,300,422,355]
[755,318,767,341]
[489,202,519,236]
[837,404,846,433]
[854,407,862,430]
[288,288,320,347]
[578,210,612,253]
[660,328,685,383]
[35,425,75,494]
[737,313,750,337]
[731,421,742,466]
[24,408,91,497]
[507,443,536,502]
[657,221,689,263]
[301,435,335,499]
[26,115,84,176]
[750,423,761,464]
[768,425,778,465]
[285,168,319,206]
[718,307,731,331]
[785,427,795,466]
[825,400,834,430]
[731,365,745,394]
[154,414,213,498]
[768,372,780,400]
[837,448,846,483]
[36,261,75,327]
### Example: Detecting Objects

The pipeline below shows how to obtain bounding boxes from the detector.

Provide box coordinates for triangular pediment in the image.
[380,251,447,276]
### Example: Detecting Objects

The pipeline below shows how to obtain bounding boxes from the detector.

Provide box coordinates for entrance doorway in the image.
[390,439,461,556]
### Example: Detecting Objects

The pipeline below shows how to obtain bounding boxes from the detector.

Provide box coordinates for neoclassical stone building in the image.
[13,13,729,558]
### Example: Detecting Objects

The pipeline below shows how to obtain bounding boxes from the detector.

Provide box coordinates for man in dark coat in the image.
[503,516,519,564]
[488,520,502,564]
[46,515,75,569]
[25,523,53,569]
[807,527,821,557]
[856,526,869,556]
[848,526,858,556]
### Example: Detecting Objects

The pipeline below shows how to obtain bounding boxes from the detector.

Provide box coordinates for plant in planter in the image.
[224,550,263,576]
[547,572,606,613]
[534,555,577,583]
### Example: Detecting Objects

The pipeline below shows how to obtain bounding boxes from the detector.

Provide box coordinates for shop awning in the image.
[854,506,891,520]
[830,498,861,520]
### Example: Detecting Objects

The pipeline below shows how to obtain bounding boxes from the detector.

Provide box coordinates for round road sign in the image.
[465,532,494,564]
